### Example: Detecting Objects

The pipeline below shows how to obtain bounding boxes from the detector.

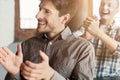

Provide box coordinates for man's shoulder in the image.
[66,34,92,47]
[25,36,40,42]
[22,35,43,45]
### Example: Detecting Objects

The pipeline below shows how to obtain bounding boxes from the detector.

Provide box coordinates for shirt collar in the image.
[42,26,72,41]
[60,26,72,40]
[109,20,115,30]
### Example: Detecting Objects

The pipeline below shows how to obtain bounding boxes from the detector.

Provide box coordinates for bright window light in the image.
[20,0,40,29]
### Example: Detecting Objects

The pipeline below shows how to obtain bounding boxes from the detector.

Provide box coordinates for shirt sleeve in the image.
[4,72,22,80]
[51,71,68,80]
[51,43,95,80]
[70,42,95,80]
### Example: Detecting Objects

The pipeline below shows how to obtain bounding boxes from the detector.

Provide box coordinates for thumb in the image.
[17,44,23,58]
[39,50,49,63]
[92,15,98,21]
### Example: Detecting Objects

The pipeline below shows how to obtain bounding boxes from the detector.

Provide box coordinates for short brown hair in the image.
[41,0,79,19]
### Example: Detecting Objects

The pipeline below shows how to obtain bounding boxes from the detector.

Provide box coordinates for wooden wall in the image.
[68,0,92,31]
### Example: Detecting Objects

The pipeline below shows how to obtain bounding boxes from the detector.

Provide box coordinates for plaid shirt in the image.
[90,23,120,78]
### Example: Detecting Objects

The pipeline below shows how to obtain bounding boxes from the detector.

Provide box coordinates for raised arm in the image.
[83,16,120,53]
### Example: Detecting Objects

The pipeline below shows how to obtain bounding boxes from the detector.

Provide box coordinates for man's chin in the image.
[37,26,46,32]
[101,17,109,21]
[37,30,44,33]
[101,15,109,19]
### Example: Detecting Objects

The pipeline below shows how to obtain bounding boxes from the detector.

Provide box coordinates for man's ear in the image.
[61,13,71,25]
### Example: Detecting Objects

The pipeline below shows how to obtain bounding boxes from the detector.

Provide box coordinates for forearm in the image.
[97,30,118,53]
[81,31,94,40]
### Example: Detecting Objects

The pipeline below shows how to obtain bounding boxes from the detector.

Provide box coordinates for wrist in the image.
[10,68,20,75]
[95,30,103,38]
[46,67,55,80]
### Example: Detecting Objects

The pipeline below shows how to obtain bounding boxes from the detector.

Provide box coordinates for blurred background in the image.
[0,0,120,79]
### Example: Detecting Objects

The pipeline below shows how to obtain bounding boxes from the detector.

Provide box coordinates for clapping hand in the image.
[21,50,55,80]
[0,44,23,75]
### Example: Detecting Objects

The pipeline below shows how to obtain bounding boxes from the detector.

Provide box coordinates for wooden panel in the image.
[68,0,93,31]
[15,0,36,41]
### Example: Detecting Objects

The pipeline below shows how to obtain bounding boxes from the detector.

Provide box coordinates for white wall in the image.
[0,0,15,47]
[0,1,14,79]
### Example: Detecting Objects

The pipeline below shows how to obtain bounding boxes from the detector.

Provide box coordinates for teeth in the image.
[39,22,46,25]
[103,13,108,15]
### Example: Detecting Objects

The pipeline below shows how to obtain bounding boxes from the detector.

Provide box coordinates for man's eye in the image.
[45,10,50,13]
[108,4,111,7]
[39,7,41,11]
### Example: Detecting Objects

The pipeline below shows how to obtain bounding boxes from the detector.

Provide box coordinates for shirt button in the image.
[49,42,52,45]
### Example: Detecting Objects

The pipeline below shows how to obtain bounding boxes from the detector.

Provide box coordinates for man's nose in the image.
[103,4,109,10]
[35,11,44,19]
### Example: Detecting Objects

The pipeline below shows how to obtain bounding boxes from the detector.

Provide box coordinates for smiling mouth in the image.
[37,21,47,28]
[38,21,47,25]
[103,13,109,15]
[38,23,45,25]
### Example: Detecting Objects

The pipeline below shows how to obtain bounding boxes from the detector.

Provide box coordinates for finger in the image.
[21,62,47,80]
[22,62,42,72]
[21,63,32,72]
[96,20,100,24]
[0,57,5,65]
[0,49,7,60]
[86,17,95,21]
[21,63,32,73]
[22,74,39,80]
[84,19,93,24]
[0,48,8,57]
[39,50,48,63]
[21,70,41,79]
[21,63,42,78]
[0,56,8,68]
[25,61,39,69]
[17,44,23,58]
[84,21,91,26]
[21,62,44,74]
[83,20,92,28]
[2,47,14,56]
[0,52,6,62]
[21,69,45,80]
[92,15,98,21]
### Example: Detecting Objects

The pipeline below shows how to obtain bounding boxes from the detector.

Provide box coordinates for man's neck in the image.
[47,27,65,39]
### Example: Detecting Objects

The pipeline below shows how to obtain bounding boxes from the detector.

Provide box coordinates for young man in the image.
[0,0,95,80]
[82,0,120,79]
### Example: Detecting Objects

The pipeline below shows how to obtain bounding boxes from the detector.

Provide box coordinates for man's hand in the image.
[21,50,55,80]
[83,16,100,37]
[0,44,23,75]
